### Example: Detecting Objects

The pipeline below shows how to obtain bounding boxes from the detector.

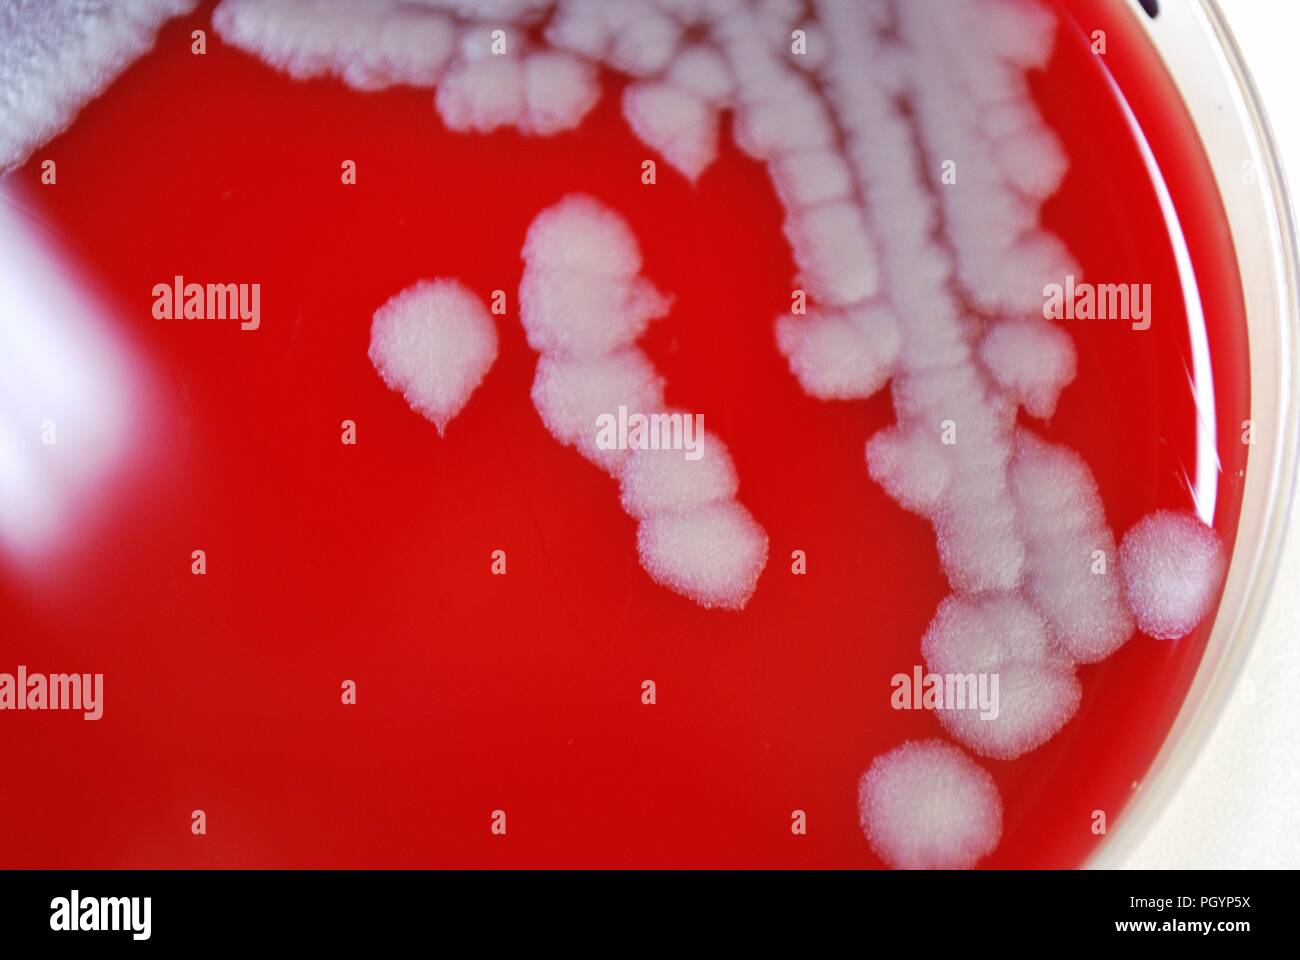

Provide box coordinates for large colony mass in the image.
[0,0,199,170]
[521,194,770,609]
[0,0,1231,868]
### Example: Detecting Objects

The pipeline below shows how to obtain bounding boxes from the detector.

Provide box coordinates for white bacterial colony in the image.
[522,193,768,609]
[1009,432,1133,664]
[1120,510,1226,640]
[3,0,1234,866]
[622,79,719,183]
[0,0,198,171]
[979,320,1076,419]
[215,0,603,136]
[858,739,1002,870]
[368,278,498,435]
[921,594,1081,760]
[213,0,462,90]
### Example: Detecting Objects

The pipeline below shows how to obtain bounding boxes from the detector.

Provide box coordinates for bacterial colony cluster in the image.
[1,0,1229,869]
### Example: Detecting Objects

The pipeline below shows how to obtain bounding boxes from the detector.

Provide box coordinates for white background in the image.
[1119,0,1300,869]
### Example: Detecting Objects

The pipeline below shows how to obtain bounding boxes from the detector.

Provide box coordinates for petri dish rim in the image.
[1090,0,1300,867]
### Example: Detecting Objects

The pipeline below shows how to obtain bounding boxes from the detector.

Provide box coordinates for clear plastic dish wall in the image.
[1092,0,1300,866]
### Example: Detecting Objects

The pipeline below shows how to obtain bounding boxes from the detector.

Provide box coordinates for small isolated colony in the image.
[0,0,1230,869]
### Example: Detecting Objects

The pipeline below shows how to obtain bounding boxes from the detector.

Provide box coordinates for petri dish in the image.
[0,0,1296,869]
